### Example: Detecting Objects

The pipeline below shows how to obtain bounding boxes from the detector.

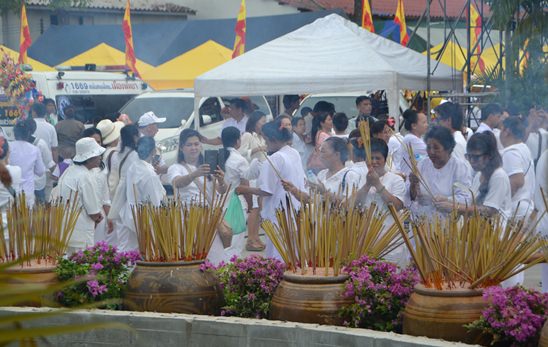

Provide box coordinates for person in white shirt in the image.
[237,121,306,260]
[332,112,349,139]
[291,117,311,171]
[435,132,512,218]
[534,149,548,292]
[0,138,21,210]
[27,117,56,204]
[396,109,429,178]
[348,130,369,189]
[107,125,140,251]
[476,103,504,151]
[9,118,45,207]
[525,106,548,165]
[354,139,405,211]
[31,102,58,162]
[434,102,469,164]
[57,138,104,254]
[137,111,168,176]
[284,137,360,202]
[120,137,166,252]
[222,98,249,134]
[239,111,267,162]
[81,127,112,246]
[167,129,227,205]
[409,126,472,217]
[500,116,536,219]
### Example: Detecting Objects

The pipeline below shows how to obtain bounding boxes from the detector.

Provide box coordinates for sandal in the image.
[246,240,266,252]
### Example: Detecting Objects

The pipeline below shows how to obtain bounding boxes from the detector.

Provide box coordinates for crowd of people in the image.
[0,95,546,287]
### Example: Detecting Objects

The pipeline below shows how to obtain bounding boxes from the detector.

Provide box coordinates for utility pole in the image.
[353,0,363,26]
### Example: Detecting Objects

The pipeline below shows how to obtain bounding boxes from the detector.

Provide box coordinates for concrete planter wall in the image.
[1,307,475,347]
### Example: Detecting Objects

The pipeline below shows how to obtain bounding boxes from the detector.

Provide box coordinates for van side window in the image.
[199,97,223,126]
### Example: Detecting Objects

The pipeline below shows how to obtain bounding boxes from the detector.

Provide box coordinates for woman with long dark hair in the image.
[307,112,333,172]
[107,124,140,251]
[167,128,226,204]
[239,110,267,162]
[395,109,428,177]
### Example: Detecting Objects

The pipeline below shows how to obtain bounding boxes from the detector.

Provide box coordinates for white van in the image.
[118,90,273,165]
[0,69,151,139]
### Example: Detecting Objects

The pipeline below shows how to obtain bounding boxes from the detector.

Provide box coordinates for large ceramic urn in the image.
[539,320,548,347]
[403,284,487,345]
[124,260,223,315]
[4,260,58,307]
[270,268,351,326]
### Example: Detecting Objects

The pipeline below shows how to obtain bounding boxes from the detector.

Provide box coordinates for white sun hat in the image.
[73,137,106,163]
[138,111,166,127]
[96,119,124,145]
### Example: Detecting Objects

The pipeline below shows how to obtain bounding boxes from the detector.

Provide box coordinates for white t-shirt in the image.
[535,149,548,235]
[107,150,139,220]
[33,137,55,191]
[388,133,403,172]
[397,133,427,177]
[317,167,361,198]
[168,162,216,204]
[9,140,45,206]
[350,161,368,189]
[361,171,406,211]
[412,156,472,216]
[33,118,58,150]
[476,123,504,151]
[292,133,311,171]
[58,164,101,249]
[502,143,536,217]
[239,132,266,162]
[0,165,21,209]
[223,115,249,134]
[526,129,548,163]
[259,145,305,223]
[471,168,512,219]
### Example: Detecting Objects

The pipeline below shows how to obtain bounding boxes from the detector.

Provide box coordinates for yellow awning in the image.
[142,40,232,90]
[0,45,54,71]
[59,43,153,73]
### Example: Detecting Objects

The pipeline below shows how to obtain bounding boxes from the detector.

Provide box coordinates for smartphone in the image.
[306,169,319,185]
[204,150,219,174]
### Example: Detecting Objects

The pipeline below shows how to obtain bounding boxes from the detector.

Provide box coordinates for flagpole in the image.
[426,0,431,120]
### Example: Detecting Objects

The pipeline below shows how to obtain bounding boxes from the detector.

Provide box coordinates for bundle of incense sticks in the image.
[389,205,542,289]
[358,120,372,166]
[132,185,228,262]
[262,191,406,276]
[0,194,81,265]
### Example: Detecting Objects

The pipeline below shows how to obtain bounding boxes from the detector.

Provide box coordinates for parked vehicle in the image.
[118,90,273,165]
[0,68,151,139]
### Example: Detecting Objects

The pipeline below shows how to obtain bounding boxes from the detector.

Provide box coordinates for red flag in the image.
[122,0,140,77]
[394,0,409,46]
[469,3,485,73]
[361,0,374,33]
[232,0,246,59]
[19,3,32,64]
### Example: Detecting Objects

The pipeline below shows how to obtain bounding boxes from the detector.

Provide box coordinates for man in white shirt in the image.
[138,111,168,175]
[500,116,536,219]
[476,103,504,150]
[202,98,249,146]
[31,102,58,162]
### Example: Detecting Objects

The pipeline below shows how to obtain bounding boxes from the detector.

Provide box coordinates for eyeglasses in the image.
[465,153,486,161]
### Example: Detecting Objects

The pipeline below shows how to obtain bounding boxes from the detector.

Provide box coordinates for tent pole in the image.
[193,95,200,131]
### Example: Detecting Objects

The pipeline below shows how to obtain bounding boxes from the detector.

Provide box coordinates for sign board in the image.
[59,80,142,95]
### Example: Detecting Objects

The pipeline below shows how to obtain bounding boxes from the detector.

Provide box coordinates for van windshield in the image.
[120,97,194,128]
[56,94,136,125]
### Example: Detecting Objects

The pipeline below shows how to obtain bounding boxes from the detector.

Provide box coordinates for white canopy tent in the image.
[194,14,462,122]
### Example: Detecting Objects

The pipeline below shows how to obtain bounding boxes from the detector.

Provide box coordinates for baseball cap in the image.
[138,111,166,127]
